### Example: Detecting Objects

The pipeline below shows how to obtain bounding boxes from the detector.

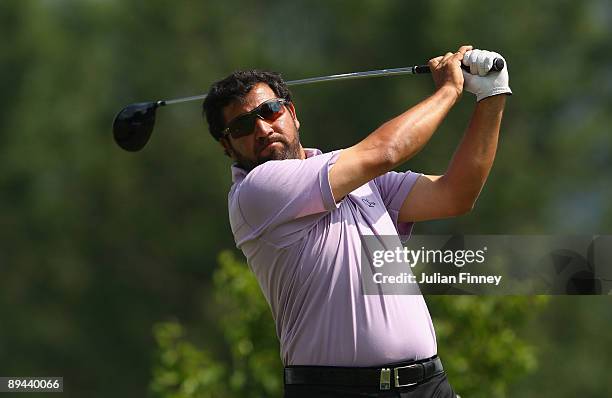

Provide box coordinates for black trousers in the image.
[284,371,457,398]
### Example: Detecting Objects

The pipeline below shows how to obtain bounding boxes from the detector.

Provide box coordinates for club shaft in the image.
[285,66,420,86]
[159,58,504,107]
[159,65,425,106]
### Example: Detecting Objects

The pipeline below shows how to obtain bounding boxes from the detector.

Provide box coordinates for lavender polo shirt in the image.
[228,148,437,366]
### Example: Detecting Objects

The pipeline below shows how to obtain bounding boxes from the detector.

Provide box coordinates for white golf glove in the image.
[462,49,512,102]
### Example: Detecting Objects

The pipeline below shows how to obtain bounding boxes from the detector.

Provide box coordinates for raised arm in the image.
[329,45,473,202]
[399,95,506,221]
[399,49,512,222]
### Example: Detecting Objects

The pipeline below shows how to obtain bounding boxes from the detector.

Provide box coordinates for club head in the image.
[113,102,159,151]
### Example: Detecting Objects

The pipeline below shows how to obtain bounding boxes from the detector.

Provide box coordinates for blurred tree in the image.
[151,251,283,398]
[427,296,548,397]
[151,322,226,398]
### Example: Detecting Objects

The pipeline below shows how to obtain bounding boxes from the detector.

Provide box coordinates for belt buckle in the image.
[379,368,391,390]
[393,363,420,388]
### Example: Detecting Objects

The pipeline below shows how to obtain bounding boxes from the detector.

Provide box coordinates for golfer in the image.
[202,45,510,397]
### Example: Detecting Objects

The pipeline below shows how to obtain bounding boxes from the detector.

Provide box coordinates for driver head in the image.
[113,102,158,151]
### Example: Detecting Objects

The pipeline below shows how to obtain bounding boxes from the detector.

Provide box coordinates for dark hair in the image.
[202,69,292,141]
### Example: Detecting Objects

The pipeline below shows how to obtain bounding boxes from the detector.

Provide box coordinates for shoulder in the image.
[241,150,342,192]
[227,151,343,243]
[237,159,301,199]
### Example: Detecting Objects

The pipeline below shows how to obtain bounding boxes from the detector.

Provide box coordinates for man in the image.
[202,45,510,397]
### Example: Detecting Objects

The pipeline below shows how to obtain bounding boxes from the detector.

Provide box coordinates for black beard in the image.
[236,131,302,172]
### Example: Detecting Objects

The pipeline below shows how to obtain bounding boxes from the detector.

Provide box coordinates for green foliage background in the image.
[1,0,611,397]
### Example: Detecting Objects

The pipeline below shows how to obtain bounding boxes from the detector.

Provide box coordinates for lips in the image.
[258,139,284,155]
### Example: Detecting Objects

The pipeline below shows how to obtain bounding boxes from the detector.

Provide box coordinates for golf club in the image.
[112,59,504,152]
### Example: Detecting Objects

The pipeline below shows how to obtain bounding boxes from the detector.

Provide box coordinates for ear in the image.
[286,101,300,130]
[219,137,234,159]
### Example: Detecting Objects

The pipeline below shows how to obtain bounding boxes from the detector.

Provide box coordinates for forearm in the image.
[365,86,460,167]
[444,95,506,208]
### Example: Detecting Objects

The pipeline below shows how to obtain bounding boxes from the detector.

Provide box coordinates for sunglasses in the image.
[221,98,289,139]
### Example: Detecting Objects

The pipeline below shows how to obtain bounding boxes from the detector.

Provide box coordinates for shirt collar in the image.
[231,148,322,183]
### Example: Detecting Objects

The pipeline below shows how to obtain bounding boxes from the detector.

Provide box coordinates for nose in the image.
[253,116,274,139]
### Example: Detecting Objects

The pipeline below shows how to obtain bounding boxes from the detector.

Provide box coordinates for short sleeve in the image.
[233,150,342,246]
[373,171,422,240]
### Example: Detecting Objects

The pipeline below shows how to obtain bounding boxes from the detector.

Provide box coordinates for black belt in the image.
[284,355,444,391]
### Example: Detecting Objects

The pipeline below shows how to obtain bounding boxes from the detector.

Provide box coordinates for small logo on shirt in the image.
[362,198,376,207]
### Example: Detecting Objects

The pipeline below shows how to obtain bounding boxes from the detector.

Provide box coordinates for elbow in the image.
[369,139,401,171]
[380,138,410,169]
[451,194,479,216]
[381,146,400,170]
[454,201,476,216]
[439,176,481,217]
[365,125,416,169]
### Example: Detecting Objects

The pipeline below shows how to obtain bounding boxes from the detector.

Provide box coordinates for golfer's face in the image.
[222,83,302,170]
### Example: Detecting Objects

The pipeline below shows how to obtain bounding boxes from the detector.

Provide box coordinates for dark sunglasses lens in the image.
[228,100,286,139]
[260,100,284,118]
[229,115,257,138]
